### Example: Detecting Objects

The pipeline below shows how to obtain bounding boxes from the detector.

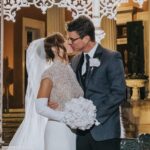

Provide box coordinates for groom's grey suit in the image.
[71,44,126,141]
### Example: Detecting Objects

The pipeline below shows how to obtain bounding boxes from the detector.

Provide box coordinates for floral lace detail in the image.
[41,60,84,110]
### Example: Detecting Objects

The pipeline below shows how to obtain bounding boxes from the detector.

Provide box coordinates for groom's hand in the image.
[48,100,59,110]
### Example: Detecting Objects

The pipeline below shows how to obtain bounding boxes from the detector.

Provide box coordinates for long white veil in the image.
[7,38,52,150]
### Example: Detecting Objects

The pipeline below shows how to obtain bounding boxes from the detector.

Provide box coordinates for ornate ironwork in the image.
[0,0,147,22]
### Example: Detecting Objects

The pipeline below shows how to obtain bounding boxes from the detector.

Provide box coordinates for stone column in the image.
[47,6,65,36]
[101,17,117,51]
[148,1,150,99]
[136,4,149,98]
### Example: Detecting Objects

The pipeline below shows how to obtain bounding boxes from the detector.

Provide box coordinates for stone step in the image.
[3,118,23,123]
[3,128,18,133]
[2,109,25,145]
[3,113,24,118]
[4,108,25,113]
[3,132,15,138]
[3,123,21,128]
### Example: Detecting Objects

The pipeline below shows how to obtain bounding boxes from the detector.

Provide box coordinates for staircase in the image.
[2,109,25,146]
[2,108,150,149]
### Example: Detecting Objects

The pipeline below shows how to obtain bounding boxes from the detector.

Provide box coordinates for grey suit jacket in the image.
[71,44,126,141]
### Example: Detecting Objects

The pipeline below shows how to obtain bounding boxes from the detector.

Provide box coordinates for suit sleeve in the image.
[96,52,126,124]
[70,57,74,69]
[70,54,81,72]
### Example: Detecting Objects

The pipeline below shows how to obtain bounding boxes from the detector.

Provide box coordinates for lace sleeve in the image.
[41,68,53,81]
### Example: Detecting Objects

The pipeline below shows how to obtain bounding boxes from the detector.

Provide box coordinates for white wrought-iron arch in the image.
[0,0,147,42]
[0,0,147,144]
[0,0,147,22]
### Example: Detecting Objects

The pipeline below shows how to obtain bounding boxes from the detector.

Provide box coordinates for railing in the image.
[121,134,150,150]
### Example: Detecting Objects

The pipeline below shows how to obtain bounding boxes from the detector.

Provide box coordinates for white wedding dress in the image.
[41,60,83,150]
[7,38,83,150]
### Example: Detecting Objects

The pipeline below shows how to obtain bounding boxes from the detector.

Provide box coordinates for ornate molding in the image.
[0,0,92,22]
[0,0,147,22]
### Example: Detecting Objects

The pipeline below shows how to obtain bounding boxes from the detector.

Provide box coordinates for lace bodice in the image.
[41,60,84,110]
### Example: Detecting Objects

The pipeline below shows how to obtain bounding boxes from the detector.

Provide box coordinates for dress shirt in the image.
[82,43,98,75]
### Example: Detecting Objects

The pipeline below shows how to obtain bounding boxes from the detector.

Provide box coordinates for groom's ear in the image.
[82,35,90,44]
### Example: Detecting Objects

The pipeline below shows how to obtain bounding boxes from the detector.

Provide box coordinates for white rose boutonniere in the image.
[89,58,101,67]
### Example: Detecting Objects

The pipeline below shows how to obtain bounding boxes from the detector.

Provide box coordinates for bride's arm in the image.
[35,78,65,122]
[37,78,52,98]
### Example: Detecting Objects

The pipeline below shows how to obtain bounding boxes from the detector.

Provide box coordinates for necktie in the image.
[82,54,90,86]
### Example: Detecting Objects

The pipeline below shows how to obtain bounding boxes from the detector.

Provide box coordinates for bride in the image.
[8,33,83,150]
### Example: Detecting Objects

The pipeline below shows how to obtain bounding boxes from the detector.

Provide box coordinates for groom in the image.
[66,15,126,150]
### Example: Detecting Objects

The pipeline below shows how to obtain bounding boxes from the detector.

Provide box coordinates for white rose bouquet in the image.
[63,97,100,130]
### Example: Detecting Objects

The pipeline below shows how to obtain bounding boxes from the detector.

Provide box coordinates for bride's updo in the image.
[44,33,67,61]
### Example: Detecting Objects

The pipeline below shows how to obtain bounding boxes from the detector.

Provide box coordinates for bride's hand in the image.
[48,100,59,110]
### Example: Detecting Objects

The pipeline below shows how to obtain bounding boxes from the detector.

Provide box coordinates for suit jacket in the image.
[71,44,126,141]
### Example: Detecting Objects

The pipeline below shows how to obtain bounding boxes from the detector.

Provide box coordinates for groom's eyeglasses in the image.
[68,37,81,43]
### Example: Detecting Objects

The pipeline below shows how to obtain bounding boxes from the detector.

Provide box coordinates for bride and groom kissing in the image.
[8,15,126,150]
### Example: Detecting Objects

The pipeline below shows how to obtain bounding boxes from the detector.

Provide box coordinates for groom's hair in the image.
[66,15,95,42]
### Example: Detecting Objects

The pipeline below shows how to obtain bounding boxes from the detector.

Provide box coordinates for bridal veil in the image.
[8,38,51,150]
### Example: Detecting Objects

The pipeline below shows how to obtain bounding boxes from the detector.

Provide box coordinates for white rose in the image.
[89,58,101,67]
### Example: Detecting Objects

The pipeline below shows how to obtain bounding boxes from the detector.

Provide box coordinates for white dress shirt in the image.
[82,43,98,75]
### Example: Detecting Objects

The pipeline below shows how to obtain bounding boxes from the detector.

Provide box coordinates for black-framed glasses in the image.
[68,37,81,43]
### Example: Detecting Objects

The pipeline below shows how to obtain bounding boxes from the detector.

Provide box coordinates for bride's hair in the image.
[44,32,67,61]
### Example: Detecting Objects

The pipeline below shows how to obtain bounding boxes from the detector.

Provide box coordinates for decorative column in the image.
[148,1,150,99]
[0,0,4,144]
[101,17,117,50]
[47,6,65,36]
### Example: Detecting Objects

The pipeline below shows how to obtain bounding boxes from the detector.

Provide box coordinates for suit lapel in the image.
[93,44,103,59]
[84,44,103,87]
